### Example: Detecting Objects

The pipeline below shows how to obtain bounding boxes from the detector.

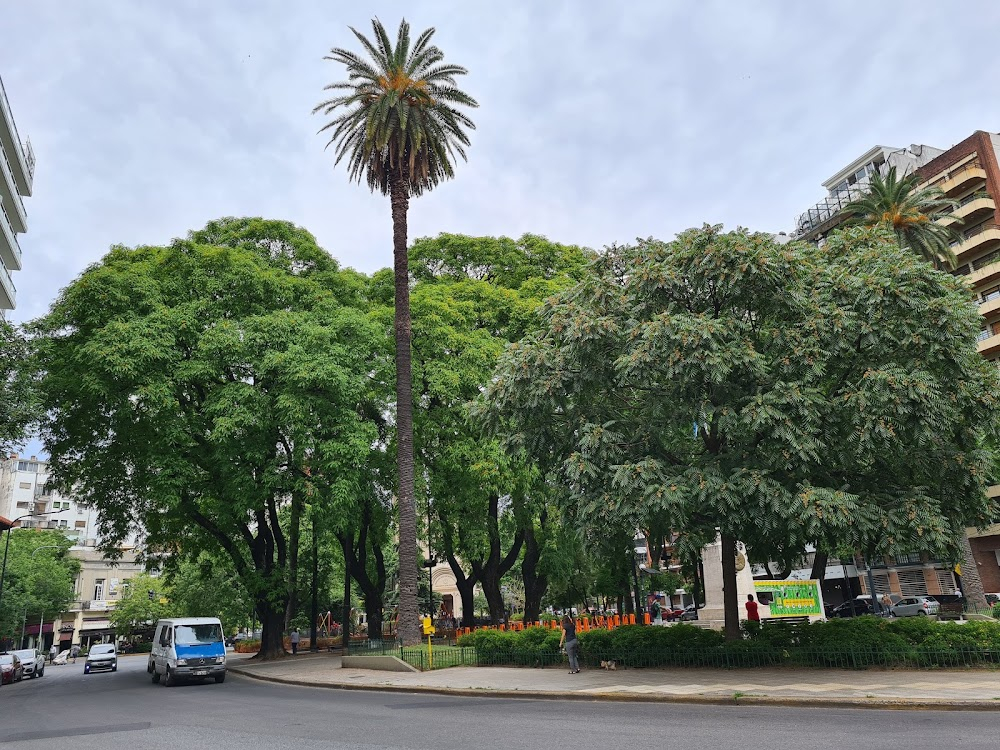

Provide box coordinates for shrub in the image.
[234,639,261,653]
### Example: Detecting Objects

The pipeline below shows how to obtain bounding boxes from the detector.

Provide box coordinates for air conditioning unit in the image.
[82,600,91,611]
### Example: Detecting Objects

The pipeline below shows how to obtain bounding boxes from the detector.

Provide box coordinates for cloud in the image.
[3,0,1000,325]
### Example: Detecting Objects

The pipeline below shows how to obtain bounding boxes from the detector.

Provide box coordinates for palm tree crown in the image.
[314,18,477,197]
[842,165,962,269]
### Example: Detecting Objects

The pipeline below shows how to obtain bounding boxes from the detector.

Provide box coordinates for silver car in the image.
[10,649,44,678]
[84,643,118,674]
[891,596,939,617]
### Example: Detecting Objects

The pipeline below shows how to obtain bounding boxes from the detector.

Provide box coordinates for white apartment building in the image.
[1,455,148,651]
[0,74,35,312]
[0,455,102,545]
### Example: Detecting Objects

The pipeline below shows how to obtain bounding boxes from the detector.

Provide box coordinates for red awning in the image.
[0,515,13,531]
[25,624,54,635]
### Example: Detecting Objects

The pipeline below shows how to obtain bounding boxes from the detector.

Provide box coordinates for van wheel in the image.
[214,674,226,684]
[151,670,160,683]
[147,660,154,674]
[163,668,174,687]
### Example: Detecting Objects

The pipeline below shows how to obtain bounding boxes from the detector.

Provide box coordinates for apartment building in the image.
[0,74,35,312]
[1,455,149,650]
[0,455,101,545]
[792,130,1000,600]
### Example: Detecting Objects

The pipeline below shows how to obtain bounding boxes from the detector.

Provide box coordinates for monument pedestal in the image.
[696,537,769,629]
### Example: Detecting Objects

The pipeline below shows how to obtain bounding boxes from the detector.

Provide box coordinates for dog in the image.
[600,660,617,671]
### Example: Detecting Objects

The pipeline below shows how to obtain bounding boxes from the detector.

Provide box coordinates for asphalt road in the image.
[1,654,997,749]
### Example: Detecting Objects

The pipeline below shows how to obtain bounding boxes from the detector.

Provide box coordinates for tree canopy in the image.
[30,217,384,658]
[108,573,170,638]
[0,320,37,455]
[0,529,78,645]
[481,225,1000,636]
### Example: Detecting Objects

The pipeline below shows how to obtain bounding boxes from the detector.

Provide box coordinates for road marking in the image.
[1,722,152,743]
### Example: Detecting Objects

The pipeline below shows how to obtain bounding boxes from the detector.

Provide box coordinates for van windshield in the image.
[174,624,223,645]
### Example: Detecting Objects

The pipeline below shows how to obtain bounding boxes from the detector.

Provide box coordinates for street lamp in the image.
[0,509,70,619]
[19,545,61,648]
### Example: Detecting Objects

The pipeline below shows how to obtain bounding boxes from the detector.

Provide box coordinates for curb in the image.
[227,667,1000,711]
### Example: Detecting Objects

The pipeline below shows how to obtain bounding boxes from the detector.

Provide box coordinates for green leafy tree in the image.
[0,530,78,646]
[0,321,37,454]
[31,218,383,659]
[315,19,478,645]
[481,225,1000,639]
[404,234,592,626]
[844,166,962,269]
[167,552,253,634]
[109,573,170,638]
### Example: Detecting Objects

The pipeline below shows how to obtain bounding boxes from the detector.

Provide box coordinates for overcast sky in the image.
[4,0,1000,330]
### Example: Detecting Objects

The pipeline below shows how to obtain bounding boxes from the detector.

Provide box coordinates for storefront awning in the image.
[25,624,54,636]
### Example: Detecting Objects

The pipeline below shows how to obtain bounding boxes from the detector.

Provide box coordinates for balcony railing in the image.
[925,157,983,191]
[949,220,999,249]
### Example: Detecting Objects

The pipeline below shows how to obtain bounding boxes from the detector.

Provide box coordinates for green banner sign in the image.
[754,580,824,617]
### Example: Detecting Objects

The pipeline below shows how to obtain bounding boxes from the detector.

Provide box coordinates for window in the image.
[991,321,1000,337]
[15,501,28,509]
[93,579,105,600]
[982,287,1000,303]
[19,482,31,489]
[75,521,86,529]
[58,520,68,529]
[175,624,223,645]
[897,570,928,597]
[979,329,991,342]
[935,569,957,594]
[16,461,38,472]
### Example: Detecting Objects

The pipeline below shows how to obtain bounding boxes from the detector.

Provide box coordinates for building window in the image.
[16,462,38,472]
[75,520,86,529]
[58,520,68,528]
[15,501,28,509]
[94,579,105,600]
[896,569,928,596]
[982,287,1000,303]
[935,569,958,595]
[19,482,31,489]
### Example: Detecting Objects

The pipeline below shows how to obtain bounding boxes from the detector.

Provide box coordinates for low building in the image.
[967,522,1000,599]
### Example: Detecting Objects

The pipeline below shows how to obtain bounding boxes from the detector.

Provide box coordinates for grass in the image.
[399,644,477,671]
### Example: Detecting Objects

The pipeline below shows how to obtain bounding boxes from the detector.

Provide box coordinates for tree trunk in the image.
[441,526,479,628]
[721,534,740,641]
[255,597,287,660]
[960,533,988,609]
[388,173,420,646]
[810,549,829,583]
[470,495,525,626]
[521,521,548,624]
[284,491,303,630]
[309,513,319,651]
[341,551,352,651]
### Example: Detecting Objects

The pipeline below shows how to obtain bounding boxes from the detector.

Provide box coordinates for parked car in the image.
[985,593,1000,606]
[829,598,875,618]
[891,596,939,617]
[0,653,24,684]
[679,604,699,621]
[84,643,118,674]
[10,649,44,678]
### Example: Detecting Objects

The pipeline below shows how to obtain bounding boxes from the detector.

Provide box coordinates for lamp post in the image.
[0,510,69,625]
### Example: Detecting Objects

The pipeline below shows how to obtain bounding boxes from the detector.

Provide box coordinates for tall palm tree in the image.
[315,18,477,645]
[843,166,962,269]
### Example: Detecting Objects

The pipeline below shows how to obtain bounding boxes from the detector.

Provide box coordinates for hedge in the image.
[456,619,1000,669]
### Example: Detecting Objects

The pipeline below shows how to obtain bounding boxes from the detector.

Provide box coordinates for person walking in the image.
[745,594,761,623]
[290,628,300,655]
[49,644,58,663]
[558,615,580,674]
[70,643,80,664]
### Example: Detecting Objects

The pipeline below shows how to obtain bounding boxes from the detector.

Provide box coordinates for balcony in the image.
[925,157,987,196]
[0,76,33,196]
[979,294,1000,317]
[952,222,1000,264]
[0,135,26,234]
[0,197,21,272]
[978,332,1000,357]
[942,192,995,227]
[0,258,15,310]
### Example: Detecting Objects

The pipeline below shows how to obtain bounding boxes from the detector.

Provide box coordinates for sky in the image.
[3,0,1000,455]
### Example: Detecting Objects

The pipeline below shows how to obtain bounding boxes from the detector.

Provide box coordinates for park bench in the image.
[937,601,964,621]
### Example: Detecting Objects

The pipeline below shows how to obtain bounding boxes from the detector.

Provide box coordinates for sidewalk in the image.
[227,652,1000,709]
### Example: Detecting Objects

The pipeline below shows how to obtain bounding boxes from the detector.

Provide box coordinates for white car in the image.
[10,649,44,678]
[84,644,118,674]
[891,596,940,617]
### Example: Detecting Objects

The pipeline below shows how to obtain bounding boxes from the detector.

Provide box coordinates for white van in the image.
[148,617,227,686]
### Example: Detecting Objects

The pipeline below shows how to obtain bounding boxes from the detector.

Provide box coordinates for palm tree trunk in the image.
[389,172,420,646]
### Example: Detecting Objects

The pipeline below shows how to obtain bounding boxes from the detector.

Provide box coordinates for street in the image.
[1,654,998,749]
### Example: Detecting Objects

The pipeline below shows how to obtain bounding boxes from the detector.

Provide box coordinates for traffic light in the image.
[148,590,155,601]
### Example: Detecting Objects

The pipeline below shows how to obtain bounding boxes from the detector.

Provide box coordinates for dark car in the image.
[829,599,875,618]
[679,604,699,621]
[0,653,24,685]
